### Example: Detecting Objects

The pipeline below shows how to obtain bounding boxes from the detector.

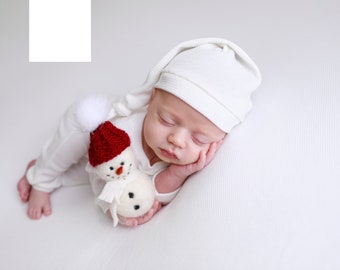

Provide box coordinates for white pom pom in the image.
[76,94,112,132]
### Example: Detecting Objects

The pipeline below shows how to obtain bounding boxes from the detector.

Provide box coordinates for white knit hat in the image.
[110,38,262,132]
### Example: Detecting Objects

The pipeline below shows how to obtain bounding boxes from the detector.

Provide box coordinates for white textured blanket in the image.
[1,0,339,269]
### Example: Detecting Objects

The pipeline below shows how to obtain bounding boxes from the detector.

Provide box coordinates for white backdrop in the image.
[1,0,339,269]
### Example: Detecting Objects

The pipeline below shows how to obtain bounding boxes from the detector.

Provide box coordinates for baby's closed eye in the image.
[192,134,210,145]
[158,113,176,127]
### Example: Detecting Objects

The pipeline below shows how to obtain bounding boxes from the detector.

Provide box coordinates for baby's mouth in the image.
[160,148,178,160]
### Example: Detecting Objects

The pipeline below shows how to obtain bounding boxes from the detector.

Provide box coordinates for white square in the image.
[29,0,91,62]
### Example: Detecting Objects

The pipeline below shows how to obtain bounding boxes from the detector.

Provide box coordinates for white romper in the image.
[26,101,180,212]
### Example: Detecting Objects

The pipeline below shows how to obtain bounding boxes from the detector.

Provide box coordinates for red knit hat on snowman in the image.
[88,121,131,167]
[75,94,132,169]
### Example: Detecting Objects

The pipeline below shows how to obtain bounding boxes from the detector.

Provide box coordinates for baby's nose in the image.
[116,166,123,175]
[168,130,186,148]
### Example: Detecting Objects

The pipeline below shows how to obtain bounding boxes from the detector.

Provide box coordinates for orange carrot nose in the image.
[116,166,123,175]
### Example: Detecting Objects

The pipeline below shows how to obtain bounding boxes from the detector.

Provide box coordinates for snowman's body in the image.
[94,147,155,226]
[116,171,155,217]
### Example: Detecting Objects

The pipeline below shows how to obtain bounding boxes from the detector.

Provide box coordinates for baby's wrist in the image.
[167,164,189,183]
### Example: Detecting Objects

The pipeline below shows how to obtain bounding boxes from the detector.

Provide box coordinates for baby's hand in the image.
[118,200,162,227]
[169,139,224,179]
[194,139,224,171]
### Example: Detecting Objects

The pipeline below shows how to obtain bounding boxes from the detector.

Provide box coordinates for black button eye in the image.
[109,167,114,170]
[120,162,125,166]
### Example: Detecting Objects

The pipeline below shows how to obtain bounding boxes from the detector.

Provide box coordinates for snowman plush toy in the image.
[87,121,156,227]
[77,96,156,227]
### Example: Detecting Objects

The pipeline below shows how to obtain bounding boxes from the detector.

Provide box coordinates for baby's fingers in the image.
[205,142,218,165]
[195,151,208,170]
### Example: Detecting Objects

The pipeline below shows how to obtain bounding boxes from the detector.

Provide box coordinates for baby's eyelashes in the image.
[159,113,176,127]
[192,134,210,145]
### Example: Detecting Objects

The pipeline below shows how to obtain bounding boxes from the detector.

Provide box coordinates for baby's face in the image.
[143,89,225,165]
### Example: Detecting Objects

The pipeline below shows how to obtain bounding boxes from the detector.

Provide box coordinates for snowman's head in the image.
[93,147,138,182]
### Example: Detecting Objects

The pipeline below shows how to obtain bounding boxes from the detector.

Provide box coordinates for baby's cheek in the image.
[203,144,211,153]
[145,123,162,145]
[186,147,202,164]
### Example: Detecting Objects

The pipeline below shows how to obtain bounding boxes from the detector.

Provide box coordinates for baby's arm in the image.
[119,140,223,227]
